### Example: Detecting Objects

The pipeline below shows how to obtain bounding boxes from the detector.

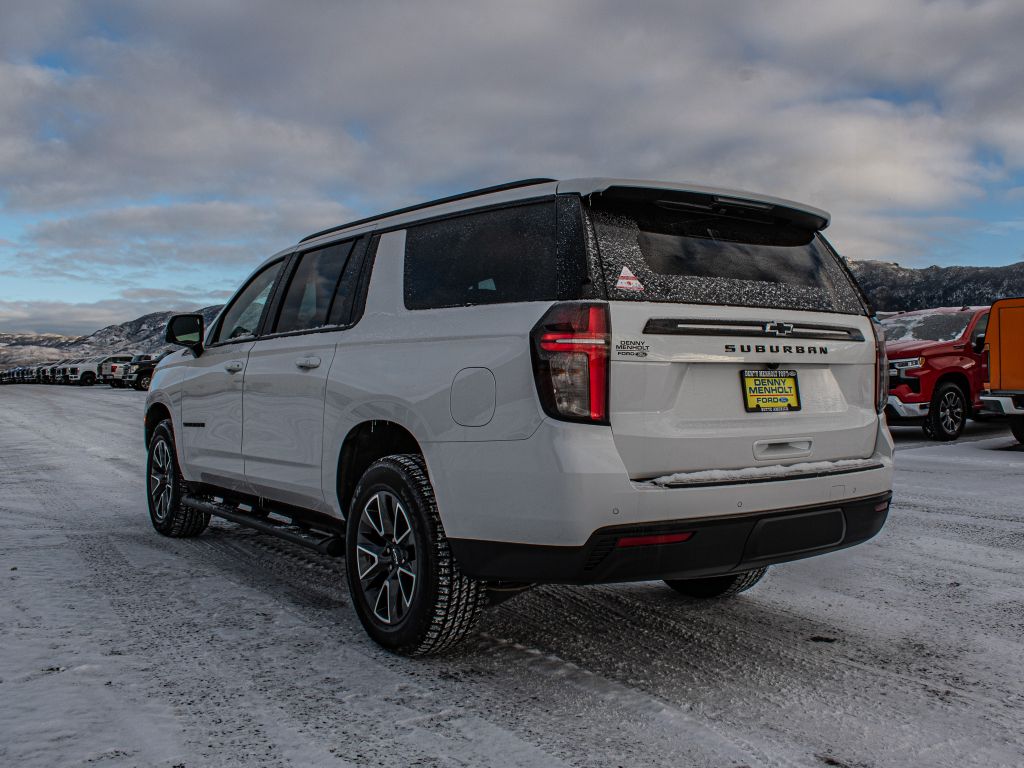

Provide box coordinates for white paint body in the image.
[147,179,894,548]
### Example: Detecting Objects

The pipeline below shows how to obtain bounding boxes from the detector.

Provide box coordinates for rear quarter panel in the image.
[321,229,551,517]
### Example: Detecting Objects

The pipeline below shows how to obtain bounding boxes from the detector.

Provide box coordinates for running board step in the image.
[181,495,344,556]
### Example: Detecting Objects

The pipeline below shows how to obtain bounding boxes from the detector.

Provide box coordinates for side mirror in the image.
[973,333,985,354]
[166,314,205,356]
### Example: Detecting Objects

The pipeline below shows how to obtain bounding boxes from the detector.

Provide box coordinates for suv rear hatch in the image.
[584,187,880,481]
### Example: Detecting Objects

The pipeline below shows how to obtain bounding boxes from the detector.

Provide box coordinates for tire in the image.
[80,372,95,386]
[139,375,152,391]
[664,567,768,599]
[345,454,485,656]
[1011,416,1024,445]
[924,382,968,441]
[146,420,209,537]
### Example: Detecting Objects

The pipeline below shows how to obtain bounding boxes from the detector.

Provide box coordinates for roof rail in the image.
[299,178,557,244]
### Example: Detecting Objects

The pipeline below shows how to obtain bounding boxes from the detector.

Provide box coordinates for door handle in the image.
[296,356,321,369]
[224,360,244,373]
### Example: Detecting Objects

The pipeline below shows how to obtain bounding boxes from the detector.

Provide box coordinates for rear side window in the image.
[587,196,864,315]
[274,240,355,333]
[404,202,557,309]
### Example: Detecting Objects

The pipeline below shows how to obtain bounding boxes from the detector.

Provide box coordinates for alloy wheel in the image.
[149,438,174,522]
[939,389,964,435]
[354,491,418,626]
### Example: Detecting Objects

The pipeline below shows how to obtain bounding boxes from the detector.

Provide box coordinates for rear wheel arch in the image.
[336,420,424,517]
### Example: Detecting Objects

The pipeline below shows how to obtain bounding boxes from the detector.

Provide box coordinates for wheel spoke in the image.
[355,544,384,580]
[373,580,391,624]
[394,503,412,545]
[380,492,398,540]
[387,573,402,621]
[396,566,416,608]
[364,494,386,538]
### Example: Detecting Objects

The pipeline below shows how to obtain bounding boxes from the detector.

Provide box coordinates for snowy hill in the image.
[848,260,1024,312]
[0,306,222,366]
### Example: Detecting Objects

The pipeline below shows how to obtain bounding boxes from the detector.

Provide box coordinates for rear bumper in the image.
[425,415,894,548]
[451,492,892,583]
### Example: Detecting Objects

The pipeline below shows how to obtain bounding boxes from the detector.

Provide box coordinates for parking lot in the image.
[1,385,1022,767]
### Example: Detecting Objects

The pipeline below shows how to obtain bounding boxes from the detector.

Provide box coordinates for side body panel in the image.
[243,333,339,511]
[177,341,255,493]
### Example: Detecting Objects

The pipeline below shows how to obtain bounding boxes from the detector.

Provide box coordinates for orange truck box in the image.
[985,297,1024,392]
[981,297,1024,444]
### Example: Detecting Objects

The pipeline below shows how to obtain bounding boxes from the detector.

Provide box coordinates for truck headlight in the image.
[890,357,924,371]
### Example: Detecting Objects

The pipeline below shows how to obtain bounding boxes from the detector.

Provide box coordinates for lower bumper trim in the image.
[449,492,892,584]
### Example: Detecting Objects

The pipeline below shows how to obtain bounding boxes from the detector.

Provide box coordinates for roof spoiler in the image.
[564,180,830,231]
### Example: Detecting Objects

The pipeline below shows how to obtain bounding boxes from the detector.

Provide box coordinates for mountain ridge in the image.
[3,259,1024,366]
[0,306,222,366]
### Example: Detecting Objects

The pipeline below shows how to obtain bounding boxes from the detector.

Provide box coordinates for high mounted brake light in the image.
[530,302,611,424]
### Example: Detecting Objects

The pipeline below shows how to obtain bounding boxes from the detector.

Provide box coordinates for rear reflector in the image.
[616,532,694,548]
[874,501,890,513]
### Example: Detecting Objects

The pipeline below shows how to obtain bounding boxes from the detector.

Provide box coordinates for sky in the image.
[1,0,1023,335]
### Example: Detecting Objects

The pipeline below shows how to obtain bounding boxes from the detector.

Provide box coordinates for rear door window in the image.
[404,202,557,309]
[586,195,864,314]
[274,241,355,333]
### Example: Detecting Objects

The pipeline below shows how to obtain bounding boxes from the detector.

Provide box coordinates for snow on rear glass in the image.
[587,203,863,314]
[881,311,972,342]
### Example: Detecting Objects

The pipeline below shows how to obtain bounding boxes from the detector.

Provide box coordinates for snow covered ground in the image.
[1,386,1022,768]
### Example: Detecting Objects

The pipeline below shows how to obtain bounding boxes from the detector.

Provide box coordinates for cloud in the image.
[1,0,1023,333]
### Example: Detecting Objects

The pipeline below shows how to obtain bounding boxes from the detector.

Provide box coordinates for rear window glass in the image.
[586,198,864,314]
[404,202,557,309]
[881,311,974,342]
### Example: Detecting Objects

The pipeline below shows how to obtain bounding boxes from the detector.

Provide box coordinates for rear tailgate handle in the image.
[753,438,812,461]
[296,356,321,369]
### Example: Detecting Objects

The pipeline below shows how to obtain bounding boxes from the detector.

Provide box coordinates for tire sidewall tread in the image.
[345,454,484,656]
[146,420,209,538]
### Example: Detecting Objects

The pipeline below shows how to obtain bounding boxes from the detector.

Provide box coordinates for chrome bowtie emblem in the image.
[763,321,795,336]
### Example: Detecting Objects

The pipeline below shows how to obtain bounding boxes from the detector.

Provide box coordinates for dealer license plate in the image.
[741,369,801,413]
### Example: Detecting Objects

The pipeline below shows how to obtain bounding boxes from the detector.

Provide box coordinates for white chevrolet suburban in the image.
[145,178,894,655]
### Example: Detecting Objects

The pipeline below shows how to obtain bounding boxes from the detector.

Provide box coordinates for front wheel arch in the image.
[145,403,172,448]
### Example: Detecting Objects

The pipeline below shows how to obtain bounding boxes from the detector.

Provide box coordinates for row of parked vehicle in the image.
[0,352,168,389]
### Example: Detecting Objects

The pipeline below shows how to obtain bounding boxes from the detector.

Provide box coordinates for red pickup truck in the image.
[881,306,989,440]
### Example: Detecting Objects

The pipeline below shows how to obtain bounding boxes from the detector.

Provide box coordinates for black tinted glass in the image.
[404,202,557,309]
[587,197,864,314]
[275,241,354,333]
[213,260,283,343]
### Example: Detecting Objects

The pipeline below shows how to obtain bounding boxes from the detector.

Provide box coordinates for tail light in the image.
[871,320,887,414]
[530,302,611,424]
